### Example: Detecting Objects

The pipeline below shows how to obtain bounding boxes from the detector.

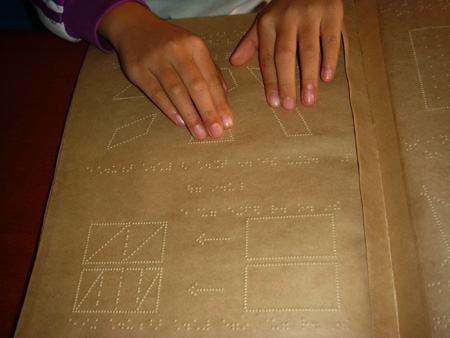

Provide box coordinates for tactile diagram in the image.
[73,222,167,314]
[107,64,312,150]
[244,213,341,313]
[71,203,342,318]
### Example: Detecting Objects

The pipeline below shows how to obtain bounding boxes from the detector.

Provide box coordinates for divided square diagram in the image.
[73,267,162,314]
[82,222,167,265]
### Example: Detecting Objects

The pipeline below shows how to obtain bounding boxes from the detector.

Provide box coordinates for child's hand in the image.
[230,0,343,109]
[99,2,233,140]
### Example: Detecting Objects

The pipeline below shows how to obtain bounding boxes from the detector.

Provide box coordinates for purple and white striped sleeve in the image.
[30,0,149,52]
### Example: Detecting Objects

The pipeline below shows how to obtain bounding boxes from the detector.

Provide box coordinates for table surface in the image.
[0,30,88,337]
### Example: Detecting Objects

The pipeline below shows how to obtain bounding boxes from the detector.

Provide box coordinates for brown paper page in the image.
[16,8,384,338]
[373,0,450,336]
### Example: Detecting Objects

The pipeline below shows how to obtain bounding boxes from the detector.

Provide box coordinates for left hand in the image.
[230,0,343,109]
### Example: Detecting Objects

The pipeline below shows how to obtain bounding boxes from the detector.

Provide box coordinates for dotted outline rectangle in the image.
[244,262,341,312]
[188,130,234,144]
[73,267,163,314]
[245,214,337,261]
[82,221,167,265]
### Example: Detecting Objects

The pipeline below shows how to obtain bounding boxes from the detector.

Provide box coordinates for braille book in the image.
[15,0,449,337]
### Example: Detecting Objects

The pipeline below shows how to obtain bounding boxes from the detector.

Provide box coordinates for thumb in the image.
[230,21,259,66]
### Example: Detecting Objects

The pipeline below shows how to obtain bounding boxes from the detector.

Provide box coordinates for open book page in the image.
[15,10,375,337]
[375,0,450,336]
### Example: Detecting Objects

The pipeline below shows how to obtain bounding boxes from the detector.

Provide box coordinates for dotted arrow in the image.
[188,283,224,296]
[196,233,231,245]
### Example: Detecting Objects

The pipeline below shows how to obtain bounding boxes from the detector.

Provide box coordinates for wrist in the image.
[98,1,158,50]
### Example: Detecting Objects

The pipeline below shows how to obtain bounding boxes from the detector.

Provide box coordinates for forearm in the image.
[98,1,158,52]
[30,0,149,51]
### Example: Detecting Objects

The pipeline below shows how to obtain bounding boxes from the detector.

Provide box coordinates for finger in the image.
[213,65,234,129]
[230,21,259,66]
[257,19,280,108]
[320,8,343,82]
[155,65,209,139]
[194,55,234,132]
[177,57,225,139]
[298,21,321,107]
[192,44,233,131]
[215,64,228,93]
[129,67,186,128]
[274,24,298,110]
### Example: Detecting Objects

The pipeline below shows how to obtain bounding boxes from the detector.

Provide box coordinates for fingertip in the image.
[321,66,334,82]
[282,97,296,110]
[216,65,229,92]
[175,114,186,127]
[229,48,248,66]
[221,113,233,130]
[230,27,259,66]
[222,80,228,93]
[209,122,224,139]
[229,50,239,65]
[268,93,281,108]
[193,124,208,140]
[301,83,316,107]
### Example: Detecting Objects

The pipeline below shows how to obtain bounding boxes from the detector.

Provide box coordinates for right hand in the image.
[99,2,233,139]
[230,0,343,109]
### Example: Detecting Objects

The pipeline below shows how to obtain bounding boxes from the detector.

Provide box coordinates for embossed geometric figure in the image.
[246,67,312,137]
[107,114,156,150]
[246,66,264,88]
[409,26,450,110]
[421,187,450,264]
[82,222,167,264]
[271,107,312,137]
[188,129,234,144]
[246,214,336,260]
[220,67,238,92]
[248,65,302,89]
[245,262,340,312]
[112,83,146,101]
[73,267,162,313]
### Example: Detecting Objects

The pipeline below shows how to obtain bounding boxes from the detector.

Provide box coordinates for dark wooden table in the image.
[0,30,88,337]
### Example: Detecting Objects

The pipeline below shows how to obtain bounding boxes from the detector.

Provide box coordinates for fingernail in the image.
[269,93,281,108]
[322,67,333,81]
[303,84,315,106]
[175,114,185,127]
[282,96,295,110]
[209,123,223,138]
[194,124,207,139]
[303,91,315,105]
[222,81,228,93]
[222,115,233,129]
